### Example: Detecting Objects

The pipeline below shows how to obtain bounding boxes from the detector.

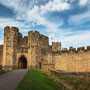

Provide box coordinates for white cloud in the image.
[0,18,30,29]
[26,5,64,33]
[0,0,69,34]
[48,29,90,48]
[40,0,70,14]
[68,0,90,25]
[68,11,90,25]
[79,0,88,6]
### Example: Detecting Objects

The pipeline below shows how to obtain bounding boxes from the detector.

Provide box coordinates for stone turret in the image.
[28,31,49,68]
[69,47,76,52]
[87,46,90,51]
[77,47,85,52]
[2,26,19,70]
[52,42,61,52]
[61,48,68,53]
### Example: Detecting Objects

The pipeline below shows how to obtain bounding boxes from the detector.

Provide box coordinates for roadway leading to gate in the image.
[0,69,28,90]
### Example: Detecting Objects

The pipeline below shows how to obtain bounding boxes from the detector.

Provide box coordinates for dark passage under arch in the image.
[18,55,27,69]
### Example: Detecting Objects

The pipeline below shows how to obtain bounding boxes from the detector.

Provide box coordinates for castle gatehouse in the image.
[0,26,90,72]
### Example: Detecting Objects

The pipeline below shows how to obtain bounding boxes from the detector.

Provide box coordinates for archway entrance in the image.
[18,55,27,69]
[39,62,42,69]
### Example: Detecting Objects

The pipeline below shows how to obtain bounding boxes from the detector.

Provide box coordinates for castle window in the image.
[10,42,12,47]
[7,41,12,47]
[21,45,26,47]
[6,41,10,47]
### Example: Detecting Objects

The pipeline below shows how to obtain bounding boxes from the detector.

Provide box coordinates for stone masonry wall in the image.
[54,48,90,72]
[1,26,90,72]
[0,45,3,67]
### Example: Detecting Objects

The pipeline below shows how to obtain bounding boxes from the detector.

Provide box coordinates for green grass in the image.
[16,69,66,90]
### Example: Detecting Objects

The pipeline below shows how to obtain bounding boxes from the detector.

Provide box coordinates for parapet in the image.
[28,31,49,48]
[69,47,76,52]
[61,48,68,53]
[18,32,22,38]
[28,31,33,36]
[87,46,90,51]
[24,36,28,39]
[61,46,90,54]
[0,45,3,49]
[11,26,19,32]
[4,26,10,30]
[40,34,49,45]
[52,42,61,52]
[77,47,85,52]
[4,26,19,34]
[35,31,40,36]
[52,42,61,45]
[4,26,10,33]
[40,34,45,39]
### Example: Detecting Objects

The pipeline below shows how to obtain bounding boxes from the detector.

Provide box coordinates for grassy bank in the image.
[51,71,90,90]
[16,69,66,90]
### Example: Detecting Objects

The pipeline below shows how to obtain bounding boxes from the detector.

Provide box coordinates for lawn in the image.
[16,69,66,90]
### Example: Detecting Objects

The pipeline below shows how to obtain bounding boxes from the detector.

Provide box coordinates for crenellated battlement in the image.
[1,26,90,72]
[0,45,3,48]
[61,48,68,53]
[28,30,49,48]
[87,46,90,50]
[60,46,90,54]
[11,26,19,32]
[69,47,76,52]
[4,26,10,30]
[52,42,61,52]
[4,26,19,33]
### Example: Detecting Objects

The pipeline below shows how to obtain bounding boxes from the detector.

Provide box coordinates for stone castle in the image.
[0,26,90,72]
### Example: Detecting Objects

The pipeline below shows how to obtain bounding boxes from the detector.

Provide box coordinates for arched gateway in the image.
[18,55,27,69]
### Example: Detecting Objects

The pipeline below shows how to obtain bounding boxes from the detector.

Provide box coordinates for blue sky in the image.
[0,0,90,48]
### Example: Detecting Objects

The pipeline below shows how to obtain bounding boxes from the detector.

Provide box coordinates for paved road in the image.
[0,69,28,90]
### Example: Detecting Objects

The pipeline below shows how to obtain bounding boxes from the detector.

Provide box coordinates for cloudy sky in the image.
[0,0,90,48]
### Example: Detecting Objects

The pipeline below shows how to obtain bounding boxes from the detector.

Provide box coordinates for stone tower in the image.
[0,26,63,71]
[28,31,49,68]
[2,26,19,70]
[1,26,51,70]
[52,42,61,52]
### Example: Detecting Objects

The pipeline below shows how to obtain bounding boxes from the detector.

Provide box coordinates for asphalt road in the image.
[0,69,28,90]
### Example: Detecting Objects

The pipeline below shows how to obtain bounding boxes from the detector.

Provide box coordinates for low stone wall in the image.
[42,64,55,71]
[0,45,3,69]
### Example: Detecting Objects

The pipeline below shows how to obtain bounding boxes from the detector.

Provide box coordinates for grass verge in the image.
[16,69,66,90]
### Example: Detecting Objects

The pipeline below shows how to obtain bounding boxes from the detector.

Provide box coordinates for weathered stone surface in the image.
[0,45,3,69]
[0,26,90,72]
